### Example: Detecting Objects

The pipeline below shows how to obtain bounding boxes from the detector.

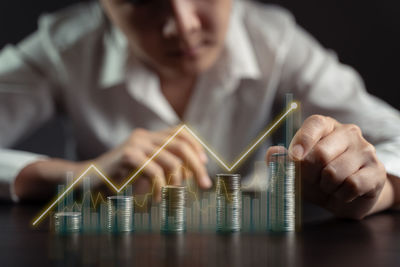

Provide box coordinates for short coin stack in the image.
[216,174,241,232]
[54,211,82,234]
[268,153,295,232]
[107,195,134,232]
[160,186,186,233]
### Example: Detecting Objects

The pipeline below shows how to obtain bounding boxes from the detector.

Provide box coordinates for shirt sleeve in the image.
[279,24,400,179]
[0,150,48,202]
[0,18,60,201]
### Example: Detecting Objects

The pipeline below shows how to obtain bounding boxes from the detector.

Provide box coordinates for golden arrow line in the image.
[32,102,298,226]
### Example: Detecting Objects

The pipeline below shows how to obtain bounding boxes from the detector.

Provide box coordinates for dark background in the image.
[1,0,399,157]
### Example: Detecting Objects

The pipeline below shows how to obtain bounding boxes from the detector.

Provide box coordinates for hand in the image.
[268,115,387,219]
[93,126,211,201]
[15,159,88,201]
[15,126,211,202]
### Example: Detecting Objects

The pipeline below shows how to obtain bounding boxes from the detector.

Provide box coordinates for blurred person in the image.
[0,0,400,219]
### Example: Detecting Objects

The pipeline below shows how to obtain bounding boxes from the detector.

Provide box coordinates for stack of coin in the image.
[216,174,241,232]
[54,211,82,234]
[284,161,295,231]
[268,153,295,232]
[268,161,277,231]
[160,186,186,233]
[107,195,134,233]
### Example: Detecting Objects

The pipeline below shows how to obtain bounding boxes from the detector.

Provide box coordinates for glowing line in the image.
[32,102,297,225]
[32,165,93,225]
[118,125,186,191]
[91,165,120,191]
[183,126,231,170]
[229,104,295,170]
[65,174,235,213]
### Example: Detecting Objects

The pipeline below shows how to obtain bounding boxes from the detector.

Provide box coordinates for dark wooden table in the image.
[1,203,400,267]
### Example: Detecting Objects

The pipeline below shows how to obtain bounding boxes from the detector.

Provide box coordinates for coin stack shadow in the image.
[216,174,242,232]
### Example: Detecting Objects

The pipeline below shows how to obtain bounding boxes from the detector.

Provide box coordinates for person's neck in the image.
[159,74,197,120]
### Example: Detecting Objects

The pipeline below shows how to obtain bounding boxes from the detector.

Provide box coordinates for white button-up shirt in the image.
[1,0,400,201]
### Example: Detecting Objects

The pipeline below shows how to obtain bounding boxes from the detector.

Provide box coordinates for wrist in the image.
[368,174,397,215]
[14,158,85,200]
[387,174,400,209]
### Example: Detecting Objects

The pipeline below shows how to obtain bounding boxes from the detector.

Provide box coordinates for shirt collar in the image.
[218,1,262,89]
[98,25,128,89]
[98,1,261,90]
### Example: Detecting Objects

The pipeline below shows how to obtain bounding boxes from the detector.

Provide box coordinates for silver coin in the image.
[216,174,241,232]
[54,211,82,234]
[268,153,296,232]
[107,195,134,232]
[161,186,186,232]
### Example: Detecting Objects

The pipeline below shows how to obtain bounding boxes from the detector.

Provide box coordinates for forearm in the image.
[14,159,85,201]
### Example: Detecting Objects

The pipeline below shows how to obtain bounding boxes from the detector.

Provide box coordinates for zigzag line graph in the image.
[57,169,240,213]
[32,102,298,226]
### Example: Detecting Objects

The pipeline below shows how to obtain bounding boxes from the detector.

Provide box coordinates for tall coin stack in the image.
[54,211,82,234]
[107,195,134,233]
[268,153,295,232]
[216,174,241,232]
[161,186,186,233]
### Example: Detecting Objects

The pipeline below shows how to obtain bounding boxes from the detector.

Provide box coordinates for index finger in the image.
[289,115,339,160]
[179,128,208,162]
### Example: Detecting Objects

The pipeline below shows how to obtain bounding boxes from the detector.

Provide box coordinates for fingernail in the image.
[200,152,208,163]
[291,144,304,160]
[202,176,212,188]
